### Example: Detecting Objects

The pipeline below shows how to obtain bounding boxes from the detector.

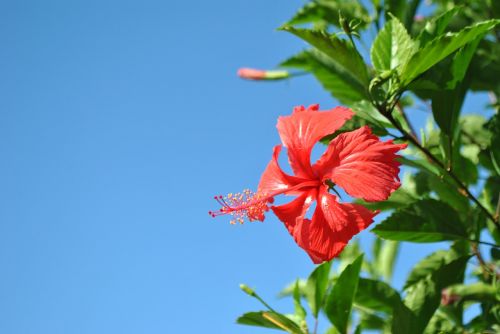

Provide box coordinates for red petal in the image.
[276,105,353,179]
[274,186,376,264]
[313,126,407,202]
[304,189,375,263]
[271,189,318,259]
[272,189,316,233]
[258,145,309,196]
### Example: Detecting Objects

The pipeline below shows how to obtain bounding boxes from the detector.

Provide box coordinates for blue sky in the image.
[0,1,492,333]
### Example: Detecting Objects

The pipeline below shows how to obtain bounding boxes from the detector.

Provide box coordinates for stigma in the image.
[208,189,273,224]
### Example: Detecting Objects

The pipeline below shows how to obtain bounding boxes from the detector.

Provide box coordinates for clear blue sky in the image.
[0,1,490,333]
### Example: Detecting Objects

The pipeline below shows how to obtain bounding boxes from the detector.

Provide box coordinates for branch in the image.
[380,107,500,229]
[396,102,419,142]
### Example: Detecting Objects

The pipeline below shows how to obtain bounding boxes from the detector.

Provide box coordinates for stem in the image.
[495,193,500,221]
[382,109,500,229]
[396,102,419,142]
[471,243,493,280]
[289,71,310,78]
[467,239,500,248]
[313,318,318,334]
[255,295,276,313]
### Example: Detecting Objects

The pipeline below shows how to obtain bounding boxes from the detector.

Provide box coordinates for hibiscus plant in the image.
[211,0,500,333]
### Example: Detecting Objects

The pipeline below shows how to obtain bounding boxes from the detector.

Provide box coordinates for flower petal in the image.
[274,187,376,264]
[277,105,353,178]
[313,126,407,202]
[271,189,318,259]
[305,189,375,263]
[258,145,309,196]
[272,189,316,234]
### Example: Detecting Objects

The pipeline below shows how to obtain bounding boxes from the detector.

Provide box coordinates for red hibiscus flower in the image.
[210,104,406,263]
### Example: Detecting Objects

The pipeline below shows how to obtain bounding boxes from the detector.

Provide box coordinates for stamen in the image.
[209,189,272,224]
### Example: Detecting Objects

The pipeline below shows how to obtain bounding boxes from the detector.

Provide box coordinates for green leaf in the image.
[237,311,305,333]
[325,254,363,334]
[383,0,421,30]
[402,0,422,31]
[287,0,370,29]
[424,311,463,334]
[305,260,331,318]
[281,27,369,86]
[357,313,387,331]
[460,114,491,149]
[372,199,467,243]
[237,311,283,330]
[280,50,368,104]
[398,156,441,176]
[445,282,499,303]
[483,175,500,211]
[431,39,481,136]
[400,19,499,86]
[351,100,393,129]
[488,115,500,175]
[403,255,470,333]
[469,40,500,95]
[278,279,307,298]
[293,281,307,321]
[418,7,462,46]
[371,15,416,73]
[426,174,470,214]
[384,0,405,23]
[359,186,417,211]
[354,278,403,314]
[337,241,362,274]
[403,244,466,290]
[376,240,400,281]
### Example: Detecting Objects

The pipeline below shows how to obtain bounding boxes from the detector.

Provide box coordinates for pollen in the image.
[208,189,272,224]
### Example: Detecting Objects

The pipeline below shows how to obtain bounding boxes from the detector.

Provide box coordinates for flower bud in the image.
[237,68,289,81]
[441,288,460,306]
[239,283,256,296]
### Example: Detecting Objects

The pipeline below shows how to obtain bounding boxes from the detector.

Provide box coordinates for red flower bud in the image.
[237,68,289,81]
[441,288,461,306]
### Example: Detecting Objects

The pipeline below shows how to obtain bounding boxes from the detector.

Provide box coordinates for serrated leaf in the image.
[287,0,370,29]
[281,50,368,104]
[325,255,363,334]
[305,260,331,318]
[372,199,467,242]
[281,27,370,86]
[371,15,416,73]
[418,7,462,46]
[400,19,499,86]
